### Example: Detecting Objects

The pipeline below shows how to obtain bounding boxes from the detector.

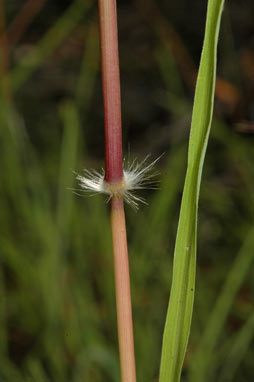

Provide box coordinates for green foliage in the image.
[188,227,254,382]
[159,1,225,380]
[12,0,93,91]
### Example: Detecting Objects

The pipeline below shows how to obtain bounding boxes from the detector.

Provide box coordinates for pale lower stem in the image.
[110,197,136,382]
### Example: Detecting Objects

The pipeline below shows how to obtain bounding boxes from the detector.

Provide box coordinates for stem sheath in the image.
[98,0,123,182]
[110,197,136,382]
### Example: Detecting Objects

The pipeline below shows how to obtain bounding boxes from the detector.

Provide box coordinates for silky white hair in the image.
[76,155,161,209]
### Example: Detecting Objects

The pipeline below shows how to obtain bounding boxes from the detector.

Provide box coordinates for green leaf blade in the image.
[159,1,225,381]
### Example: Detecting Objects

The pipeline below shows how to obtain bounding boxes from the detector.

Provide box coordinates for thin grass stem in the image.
[111,197,136,382]
[97,1,136,381]
[98,0,123,182]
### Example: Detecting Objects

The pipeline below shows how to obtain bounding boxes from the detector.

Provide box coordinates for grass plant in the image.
[80,1,136,380]
[159,1,225,380]
[0,0,253,381]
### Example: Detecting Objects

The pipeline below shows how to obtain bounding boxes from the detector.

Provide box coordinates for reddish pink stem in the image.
[111,197,136,382]
[98,0,123,183]
[97,2,136,381]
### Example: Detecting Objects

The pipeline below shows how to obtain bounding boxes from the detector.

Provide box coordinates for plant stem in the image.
[111,197,136,382]
[98,1,136,381]
[98,0,123,183]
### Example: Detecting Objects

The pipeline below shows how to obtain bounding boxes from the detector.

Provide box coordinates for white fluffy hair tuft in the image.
[76,155,161,209]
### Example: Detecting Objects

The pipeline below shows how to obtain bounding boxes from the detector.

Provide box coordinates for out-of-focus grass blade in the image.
[219,312,254,382]
[0,270,7,359]
[11,0,93,91]
[57,100,80,237]
[159,1,225,381]
[75,22,99,109]
[0,359,24,382]
[189,227,254,381]
[25,358,50,382]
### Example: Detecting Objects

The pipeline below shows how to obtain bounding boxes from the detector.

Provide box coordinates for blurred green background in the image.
[0,0,253,381]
